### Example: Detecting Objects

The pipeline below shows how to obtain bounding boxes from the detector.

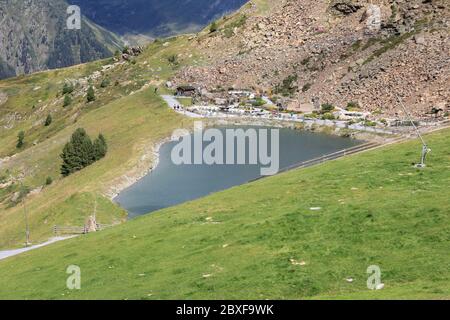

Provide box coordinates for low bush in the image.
[63,94,72,107]
[62,82,74,95]
[321,103,335,113]
[45,177,53,186]
[302,83,312,92]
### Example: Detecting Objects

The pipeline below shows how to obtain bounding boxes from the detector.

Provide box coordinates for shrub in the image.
[321,103,335,113]
[302,83,312,92]
[167,55,178,65]
[16,131,25,149]
[63,94,72,107]
[304,113,318,119]
[100,79,110,88]
[62,82,74,95]
[209,21,218,33]
[252,98,266,107]
[45,177,53,186]
[274,74,298,97]
[322,113,335,120]
[87,86,96,102]
[44,114,52,127]
[346,101,360,111]
[364,120,377,127]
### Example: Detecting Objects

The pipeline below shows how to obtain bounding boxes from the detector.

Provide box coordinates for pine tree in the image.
[72,128,95,167]
[60,142,78,176]
[93,134,108,161]
[63,94,72,107]
[60,128,94,176]
[87,86,96,102]
[16,131,25,149]
[44,114,52,126]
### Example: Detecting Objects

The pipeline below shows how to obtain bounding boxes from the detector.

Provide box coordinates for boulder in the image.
[414,35,426,45]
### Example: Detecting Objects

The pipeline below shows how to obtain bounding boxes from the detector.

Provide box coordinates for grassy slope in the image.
[0,36,199,248]
[0,0,270,249]
[0,128,448,300]
[0,89,192,248]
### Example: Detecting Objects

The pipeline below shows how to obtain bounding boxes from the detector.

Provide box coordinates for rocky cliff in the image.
[173,0,449,118]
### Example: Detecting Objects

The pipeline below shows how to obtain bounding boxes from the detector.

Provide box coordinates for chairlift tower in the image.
[393,91,431,168]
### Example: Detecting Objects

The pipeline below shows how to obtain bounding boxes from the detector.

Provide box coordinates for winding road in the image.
[161,95,202,118]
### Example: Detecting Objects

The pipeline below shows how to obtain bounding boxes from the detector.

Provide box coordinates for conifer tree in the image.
[44,114,52,126]
[60,128,94,176]
[87,86,96,102]
[60,129,107,177]
[93,134,108,161]
[63,94,72,107]
[60,141,78,176]
[16,131,25,149]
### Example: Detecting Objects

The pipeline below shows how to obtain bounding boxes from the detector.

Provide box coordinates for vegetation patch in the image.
[60,128,108,177]
[274,74,298,97]
[302,83,312,92]
[223,14,247,38]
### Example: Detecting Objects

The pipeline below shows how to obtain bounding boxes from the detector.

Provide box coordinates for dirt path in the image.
[0,236,77,261]
[161,95,203,118]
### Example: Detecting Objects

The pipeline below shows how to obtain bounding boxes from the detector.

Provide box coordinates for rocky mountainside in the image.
[0,0,122,79]
[71,0,247,39]
[173,0,449,118]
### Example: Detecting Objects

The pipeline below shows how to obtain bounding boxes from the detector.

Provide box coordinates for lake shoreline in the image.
[109,119,384,217]
[107,116,391,205]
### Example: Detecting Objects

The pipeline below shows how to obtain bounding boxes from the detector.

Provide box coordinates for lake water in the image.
[115,126,361,218]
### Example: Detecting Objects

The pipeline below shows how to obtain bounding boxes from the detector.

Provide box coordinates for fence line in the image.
[248,141,382,184]
[53,223,114,236]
